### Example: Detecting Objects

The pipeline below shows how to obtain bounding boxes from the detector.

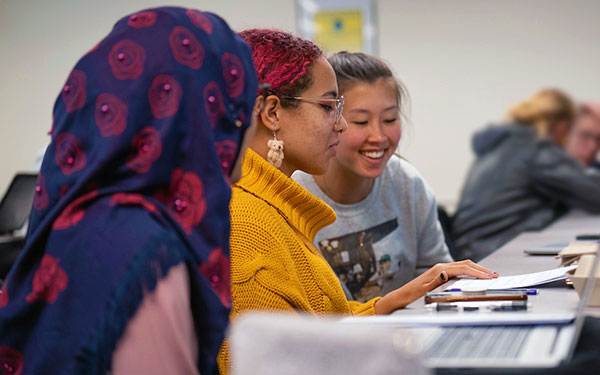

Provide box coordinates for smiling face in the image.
[334,78,401,179]
[277,57,347,176]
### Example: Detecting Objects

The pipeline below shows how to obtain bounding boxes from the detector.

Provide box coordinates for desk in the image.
[398,210,600,316]
[392,210,600,374]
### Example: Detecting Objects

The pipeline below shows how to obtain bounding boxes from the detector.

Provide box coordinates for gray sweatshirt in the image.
[452,124,600,262]
[293,155,452,302]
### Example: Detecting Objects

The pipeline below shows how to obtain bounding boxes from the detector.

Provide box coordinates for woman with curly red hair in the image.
[219,29,496,372]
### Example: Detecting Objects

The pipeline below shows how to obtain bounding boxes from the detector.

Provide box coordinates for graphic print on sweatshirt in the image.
[318,218,398,302]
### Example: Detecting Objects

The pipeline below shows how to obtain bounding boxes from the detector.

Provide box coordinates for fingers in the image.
[449,265,494,279]
[455,260,498,278]
[434,260,498,280]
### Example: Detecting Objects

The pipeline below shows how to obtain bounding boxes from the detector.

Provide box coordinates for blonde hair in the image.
[507,88,576,138]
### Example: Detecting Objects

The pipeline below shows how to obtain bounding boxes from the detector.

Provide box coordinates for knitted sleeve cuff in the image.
[348,297,381,316]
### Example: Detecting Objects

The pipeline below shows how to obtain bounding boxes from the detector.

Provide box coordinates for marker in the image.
[489,300,528,311]
[436,302,458,311]
[434,302,480,312]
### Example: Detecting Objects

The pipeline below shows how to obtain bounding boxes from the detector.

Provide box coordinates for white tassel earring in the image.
[267,131,284,168]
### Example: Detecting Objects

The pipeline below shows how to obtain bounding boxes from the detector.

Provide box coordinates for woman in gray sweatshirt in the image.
[294,52,481,302]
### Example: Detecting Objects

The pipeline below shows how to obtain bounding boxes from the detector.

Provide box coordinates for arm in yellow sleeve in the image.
[349,297,381,316]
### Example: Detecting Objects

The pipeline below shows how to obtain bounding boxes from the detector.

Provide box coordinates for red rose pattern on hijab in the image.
[61,70,87,113]
[26,255,68,304]
[52,190,98,230]
[0,284,7,308]
[108,40,146,80]
[33,173,49,211]
[94,93,128,137]
[214,140,238,176]
[127,11,157,28]
[126,127,163,173]
[0,345,23,375]
[110,193,158,213]
[222,52,245,98]
[156,169,206,234]
[199,248,231,308]
[148,75,182,119]
[169,26,205,69]
[186,9,213,34]
[55,133,87,176]
[203,81,225,128]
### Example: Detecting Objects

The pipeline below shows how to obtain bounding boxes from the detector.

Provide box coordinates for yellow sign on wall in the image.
[314,9,364,54]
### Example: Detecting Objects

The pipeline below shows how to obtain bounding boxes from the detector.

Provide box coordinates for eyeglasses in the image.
[281,95,344,124]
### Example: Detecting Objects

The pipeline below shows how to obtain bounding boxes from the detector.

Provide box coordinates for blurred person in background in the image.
[565,102,600,169]
[452,89,600,261]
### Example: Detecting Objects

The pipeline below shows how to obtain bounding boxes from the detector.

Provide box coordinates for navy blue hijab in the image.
[0,7,257,375]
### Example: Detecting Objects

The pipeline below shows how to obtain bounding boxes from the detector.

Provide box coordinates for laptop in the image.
[524,240,599,256]
[523,242,569,256]
[415,254,597,370]
[342,250,599,370]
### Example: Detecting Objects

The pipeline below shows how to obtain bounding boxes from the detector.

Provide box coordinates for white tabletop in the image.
[394,210,600,317]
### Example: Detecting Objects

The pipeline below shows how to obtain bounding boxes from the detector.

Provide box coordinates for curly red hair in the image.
[239,29,322,105]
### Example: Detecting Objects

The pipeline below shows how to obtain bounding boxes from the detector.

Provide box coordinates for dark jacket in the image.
[452,124,600,261]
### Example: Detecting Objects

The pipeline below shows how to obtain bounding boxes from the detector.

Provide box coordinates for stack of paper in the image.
[449,265,577,291]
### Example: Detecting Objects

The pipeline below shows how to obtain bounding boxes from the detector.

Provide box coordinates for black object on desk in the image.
[490,300,528,311]
[575,234,600,241]
[0,173,37,279]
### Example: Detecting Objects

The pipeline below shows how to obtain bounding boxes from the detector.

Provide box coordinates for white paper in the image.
[450,265,577,291]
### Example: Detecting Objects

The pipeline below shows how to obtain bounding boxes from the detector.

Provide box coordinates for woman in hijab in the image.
[0,7,257,375]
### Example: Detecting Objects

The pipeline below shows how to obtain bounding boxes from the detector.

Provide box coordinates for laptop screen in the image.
[0,173,38,235]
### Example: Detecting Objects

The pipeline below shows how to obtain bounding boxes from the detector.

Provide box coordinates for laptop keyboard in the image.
[425,326,532,359]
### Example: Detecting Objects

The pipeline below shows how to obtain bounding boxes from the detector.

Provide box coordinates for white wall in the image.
[0,0,296,194]
[378,1,600,208]
[1,0,599,208]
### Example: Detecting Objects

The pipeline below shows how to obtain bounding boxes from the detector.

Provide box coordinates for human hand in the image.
[374,260,497,314]
[419,260,498,293]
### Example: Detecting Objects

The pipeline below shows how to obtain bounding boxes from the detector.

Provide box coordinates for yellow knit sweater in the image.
[218,149,380,373]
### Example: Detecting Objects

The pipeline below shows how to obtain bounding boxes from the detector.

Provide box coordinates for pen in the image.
[515,288,539,295]
[443,288,539,295]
